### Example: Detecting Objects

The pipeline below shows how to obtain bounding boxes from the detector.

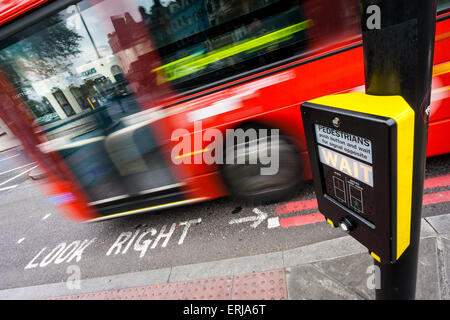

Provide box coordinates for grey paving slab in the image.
[283,236,367,267]
[426,214,450,235]
[287,236,442,300]
[438,237,450,299]
[421,218,438,238]
[312,252,374,300]
[286,264,362,300]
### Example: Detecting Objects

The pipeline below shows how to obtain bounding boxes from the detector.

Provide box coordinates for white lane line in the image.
[267,217,280,229]
[0,165,38,186]
[42,213,51,220]
[0,185,18,191]
[17,238,25,244]
[0,154,20,162]
[0,162,36,176]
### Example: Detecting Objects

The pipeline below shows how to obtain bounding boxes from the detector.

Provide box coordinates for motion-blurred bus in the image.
[0,0,448,221]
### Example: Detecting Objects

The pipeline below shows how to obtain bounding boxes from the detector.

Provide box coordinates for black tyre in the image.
[221,124,303,204]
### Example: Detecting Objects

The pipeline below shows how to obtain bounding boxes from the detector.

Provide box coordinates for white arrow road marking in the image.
[250,208,267,228]
[229,208,268,228]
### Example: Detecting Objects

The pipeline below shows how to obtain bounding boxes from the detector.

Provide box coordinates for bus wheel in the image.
[221,126,303,204]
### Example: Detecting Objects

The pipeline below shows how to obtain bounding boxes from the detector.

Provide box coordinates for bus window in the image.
[52,88,76,117]
[70,85,90,110]
[302,0,361,50]
[0,1,178,204]
[111,65,125,82]
[438,0,450,12]
[143,0,310,92]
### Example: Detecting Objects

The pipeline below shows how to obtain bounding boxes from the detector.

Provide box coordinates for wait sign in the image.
[318,145,373,186]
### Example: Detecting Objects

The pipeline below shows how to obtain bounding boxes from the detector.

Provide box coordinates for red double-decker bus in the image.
[0,0,449,222]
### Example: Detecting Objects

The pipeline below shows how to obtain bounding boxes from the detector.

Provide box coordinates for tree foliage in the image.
[0,14,83,81]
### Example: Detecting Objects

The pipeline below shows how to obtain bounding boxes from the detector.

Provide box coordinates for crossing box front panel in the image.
[301,93,415,263]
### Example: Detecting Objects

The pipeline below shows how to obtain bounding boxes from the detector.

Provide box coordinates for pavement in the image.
[0,213,448,300]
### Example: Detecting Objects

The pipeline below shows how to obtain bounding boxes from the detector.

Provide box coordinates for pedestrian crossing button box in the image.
[300,93,415,263]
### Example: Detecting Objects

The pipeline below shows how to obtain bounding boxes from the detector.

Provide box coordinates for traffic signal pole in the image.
[360,0,437,299]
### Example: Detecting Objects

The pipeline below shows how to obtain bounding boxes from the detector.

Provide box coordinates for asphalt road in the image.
[0,148,448,290]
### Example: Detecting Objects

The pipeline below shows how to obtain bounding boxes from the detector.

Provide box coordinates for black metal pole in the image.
[359,0,437,299]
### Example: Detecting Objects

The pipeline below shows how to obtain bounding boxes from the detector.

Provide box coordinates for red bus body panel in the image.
[0,0,49,25]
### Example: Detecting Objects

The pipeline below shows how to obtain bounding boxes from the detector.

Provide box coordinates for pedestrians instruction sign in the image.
[301,92,415,263]
[315,124,373,163]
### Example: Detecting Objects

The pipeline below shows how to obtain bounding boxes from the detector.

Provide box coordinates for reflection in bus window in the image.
[31,97,61,125]
[0,0,363,205]
[0,0,361,131]
[143,0,310,92]
[52,88,76,117]
[111,65,124,82]
[70,85,90,110]
[438,0,450,11]
[0,0,178,203]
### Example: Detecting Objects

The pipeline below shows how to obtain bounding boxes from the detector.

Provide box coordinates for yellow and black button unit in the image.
[301,92,415,263]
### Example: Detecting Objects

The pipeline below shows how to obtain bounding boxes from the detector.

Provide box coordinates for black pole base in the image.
[360,0,437,300]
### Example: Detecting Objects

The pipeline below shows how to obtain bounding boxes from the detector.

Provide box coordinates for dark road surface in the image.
[0,148,448,290]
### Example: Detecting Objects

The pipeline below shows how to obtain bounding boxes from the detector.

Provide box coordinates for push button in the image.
[339,218,353,233]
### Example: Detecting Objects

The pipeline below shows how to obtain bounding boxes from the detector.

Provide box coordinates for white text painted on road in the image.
[106,218,202,258]
[24,238,96,269]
